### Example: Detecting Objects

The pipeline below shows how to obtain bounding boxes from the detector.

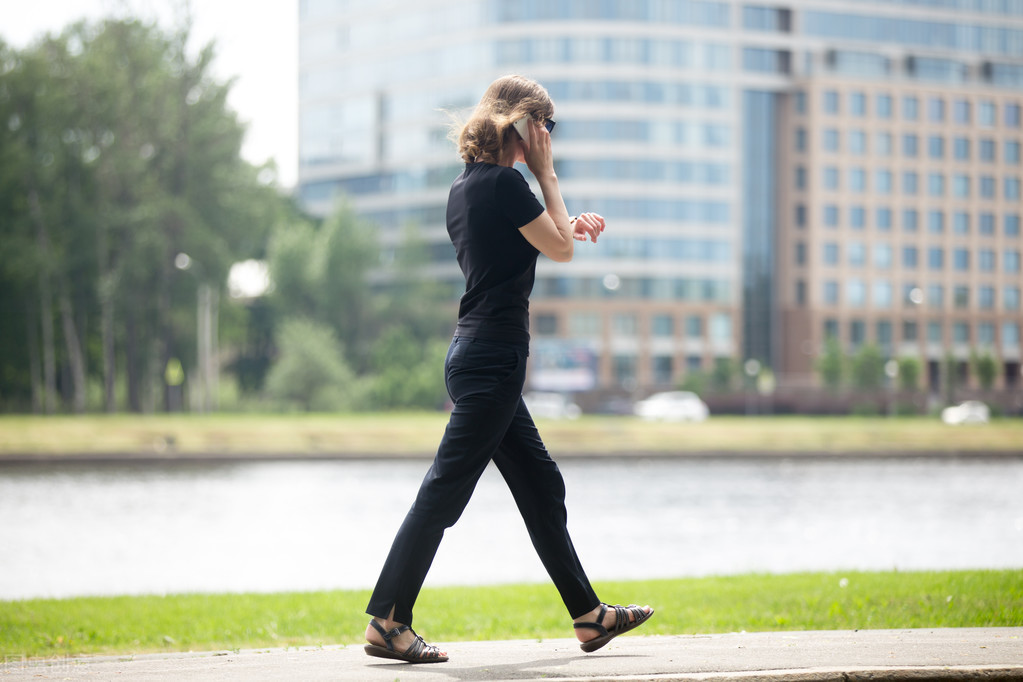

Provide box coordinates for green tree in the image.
[971,350,998,391]
[711,357,736,392]
[368,327,448,409]
[264,318,361,411]
[897,355,922,392]
[850,343,885,391]
[816,337,845,392]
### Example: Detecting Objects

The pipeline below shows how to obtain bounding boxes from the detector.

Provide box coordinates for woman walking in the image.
[363,74,653,664]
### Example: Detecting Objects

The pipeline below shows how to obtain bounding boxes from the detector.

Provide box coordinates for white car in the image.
[633,391,709,422]
[940,400,990,425]
[524,392,582,420]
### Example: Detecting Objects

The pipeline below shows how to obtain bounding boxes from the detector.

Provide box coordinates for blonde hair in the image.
[453,75,554,164]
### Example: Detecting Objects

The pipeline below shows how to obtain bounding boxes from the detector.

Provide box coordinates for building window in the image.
[877,320,893,345]
[823,128,840,151]
[873,244,893,268]
[928,247,944,270]
[685,315,703,338]
[1006,141,1021,165]
[902,171,918,195]
[849,130,866,154]
[980,138,996,162]
[954,322,970,344]
[709,313,731,343]
[612,313,638,336]
[928,321,942,343]
[1006,103,1021,128]
[823,166,840,189]
[903,246,918,268]
[980,176,997,198]
[795,127,806,151]
[535,314,558,335]
[954,285,970,308]
[651,314,674,337]
[876,132,893,156]
[848,242,866,267]
[876,207,892,231]
[979,322,995,345]
[824,90,840,114]
[902,133,918,157]
[876,170,893,194]
[795,203,806,227]
[824,242,840,265]
[953,137,971,160]
[613,354,637,388]
[1004,322,1020,348]
[928,284,944,308]
[794,90,806,114]
[873,281,893,308]
[824,280,839,304]
[1007,214,1021,236]
[1006,286,1021,311]
[850,92,867,116]
[824,318,839,339]
[824,204,840,227]
[876,94,893,118]
[979,249,996,271]
[903,321,918,342]
[953,212,970,234]
[928,210,945,234]
[796,279,806,305]
[850,206,866,229]
[953,99,971,124]
[569,312,601,336]
[795,241,806,265]
[979,286,996,310]
[979,100,996,127]
[953,248,970,271]
[1005,177,1021,200]
[847,279,866,306]
[952,174,970,198]
[980,213,996,235]
[902,95,919,121]
[795,166,806,189]
[850,319,866,345]
[927,96,945,122]
[928,135,945,159]
[903,208,919,232]
[1005,249,1020,272]
[850,168,866,192]
[928,173,945,197]
[652,355,673,385]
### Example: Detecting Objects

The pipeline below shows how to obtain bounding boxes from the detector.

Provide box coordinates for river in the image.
[1,456,1021,600]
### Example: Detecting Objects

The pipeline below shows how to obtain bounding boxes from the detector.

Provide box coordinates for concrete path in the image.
[3,628,1021,681]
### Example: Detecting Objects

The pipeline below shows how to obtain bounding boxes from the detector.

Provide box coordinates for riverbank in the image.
[1,414,1022,461]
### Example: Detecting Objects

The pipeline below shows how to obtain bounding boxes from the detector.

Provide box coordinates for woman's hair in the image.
[453,75,554,164]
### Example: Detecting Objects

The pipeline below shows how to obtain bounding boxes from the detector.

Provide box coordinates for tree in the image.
[850,343,885,391]
[971,350,998,391]
[264,318,361,411]
[897,355,922,392]
[368,327,448,409]
[816,337,845,392]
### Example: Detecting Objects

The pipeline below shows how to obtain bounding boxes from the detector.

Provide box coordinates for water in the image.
[1,456,1021,600]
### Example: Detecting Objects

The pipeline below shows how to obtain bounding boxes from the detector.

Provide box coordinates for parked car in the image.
[524,392,582,420]
[940,400,990,425]
[633,391,709,422]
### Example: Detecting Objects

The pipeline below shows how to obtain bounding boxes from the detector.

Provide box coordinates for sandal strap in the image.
[572,603,610,636]
[404,629,444,660]
[610,604,646,634]
[367,619,410,652]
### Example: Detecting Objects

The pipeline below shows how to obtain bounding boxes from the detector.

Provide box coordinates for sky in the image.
[3,0,299,188]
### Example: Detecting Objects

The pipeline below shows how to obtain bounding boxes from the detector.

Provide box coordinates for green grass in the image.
[2,570,1020,659]
[1,414,1022,458]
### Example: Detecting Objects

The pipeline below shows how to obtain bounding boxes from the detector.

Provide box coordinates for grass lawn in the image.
[1,414,1022,459]
[1,570,1020,659]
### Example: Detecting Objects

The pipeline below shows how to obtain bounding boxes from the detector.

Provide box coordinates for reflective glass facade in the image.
[299,0,1023,392]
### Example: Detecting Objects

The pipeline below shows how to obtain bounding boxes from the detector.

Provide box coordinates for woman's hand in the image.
[521,119,554,179]
[572,212,606,243]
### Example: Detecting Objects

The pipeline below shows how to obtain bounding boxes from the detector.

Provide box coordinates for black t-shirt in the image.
[446,162,545,346]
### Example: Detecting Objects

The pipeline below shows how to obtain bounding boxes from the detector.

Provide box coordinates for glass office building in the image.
[298,0,1023,395]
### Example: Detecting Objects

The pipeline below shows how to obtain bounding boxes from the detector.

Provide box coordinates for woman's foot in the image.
[364,618,448,663]
[573,603,654,652]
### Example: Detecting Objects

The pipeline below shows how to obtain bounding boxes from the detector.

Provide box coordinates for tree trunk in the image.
[29,189,57,414]
[25,302,43,414]
[58,284,87,413]
[101,292,116,412]
[126,310,141,412]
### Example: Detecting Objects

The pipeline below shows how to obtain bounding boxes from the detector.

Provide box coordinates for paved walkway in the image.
[2,628,1021,681]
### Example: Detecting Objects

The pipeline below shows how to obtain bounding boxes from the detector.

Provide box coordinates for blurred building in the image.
[297,0,1023,396]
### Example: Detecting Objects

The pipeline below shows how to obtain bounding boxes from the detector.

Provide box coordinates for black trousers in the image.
[366,336,599,626]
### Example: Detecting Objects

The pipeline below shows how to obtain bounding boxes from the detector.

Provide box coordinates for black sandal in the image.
[574,603,654,653]
[364,620,449,663]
